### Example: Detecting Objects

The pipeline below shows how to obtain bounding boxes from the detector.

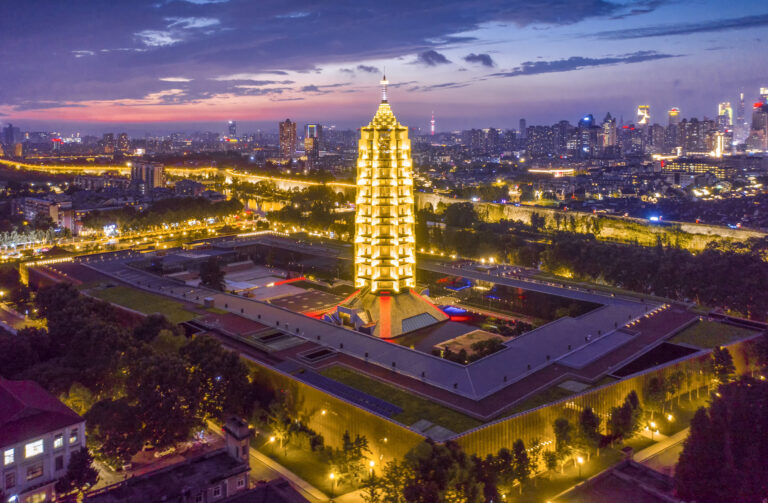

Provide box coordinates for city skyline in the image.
[2,0,768,133]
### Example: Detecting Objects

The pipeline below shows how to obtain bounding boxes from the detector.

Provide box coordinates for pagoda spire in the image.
[380,73,388,103]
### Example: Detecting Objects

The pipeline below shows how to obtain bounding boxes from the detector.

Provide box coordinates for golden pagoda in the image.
[335,77,447,338]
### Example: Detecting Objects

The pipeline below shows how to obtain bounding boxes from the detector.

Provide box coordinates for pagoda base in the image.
[332,288,448,339]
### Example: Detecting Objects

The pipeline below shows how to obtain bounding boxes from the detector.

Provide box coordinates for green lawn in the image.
[88,285,199,323]
[500,385,577,418]
[320,365,483,433]
[668,320,757,349]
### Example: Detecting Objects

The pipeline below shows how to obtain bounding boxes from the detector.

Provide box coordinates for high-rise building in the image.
[279,119,296,158]
[600,113,617,149]
[668,108,680,126]
[430,111,435,136]
[747,103,768,150]
[102,133,115,154]
[761,87,768,104]
[228,120,237,138]
[131,161,165,194]
[117,132,129,152]
[519,119,527,138]
[304,123,322,167]
[718,102,733,126]
[2,124,21,146]
[335,77,446,339]
[636,105,650,126]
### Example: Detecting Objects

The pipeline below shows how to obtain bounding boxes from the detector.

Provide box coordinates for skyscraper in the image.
[717,102,733,127]
[304,123,322,168]
[519,118,527,139]
[131,161,165,194]
[430,111,435,136]
[335,76,446,339]
[668,108,680,126]
[228,120,237,138]
[637,105,650,126]
[279,119,296,158]
[117,132,129,152]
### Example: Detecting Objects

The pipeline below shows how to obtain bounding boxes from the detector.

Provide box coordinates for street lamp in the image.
[369,460,375,475]
[329,473,336,499]
[577,456,584,478]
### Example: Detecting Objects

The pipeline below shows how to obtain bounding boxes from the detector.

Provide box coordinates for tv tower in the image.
[430,111,435,136]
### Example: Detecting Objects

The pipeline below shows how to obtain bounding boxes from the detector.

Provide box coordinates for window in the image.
[237,477,245,489]
[26,461,44,480]
[54,434,64,449]
[195,494,203,503]
[55,455,64,471]
[241,445,247,457]
[212,485,222,498]
[5,471,15,489]
[25,439,44,458]
[3,448,13,465]
[69,428,79,445]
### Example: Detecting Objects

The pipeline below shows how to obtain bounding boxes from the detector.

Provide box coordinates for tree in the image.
[553,417,572,472]
[543,451,558,479]
[133,313,181,343]
[512,439,530,494]
[54,448,99,496]
[668,370,686,405]
[85,398,144,465]
[711,346,736,386]
[360,472,382,503]
[381,460,409,503]
[528,438,543,487]
[644,377,666,419]
[199,257,225,291]
[444,202,478,228]
[576,407,602,460]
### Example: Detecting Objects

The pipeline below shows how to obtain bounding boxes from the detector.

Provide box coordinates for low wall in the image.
[415,192,765,251]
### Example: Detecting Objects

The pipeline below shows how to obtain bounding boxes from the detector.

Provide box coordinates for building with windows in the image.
[303,124,322,168]
[87,417,253,503]
[130,161,165,194]
[279,119,296,159]
[1,378,86,503]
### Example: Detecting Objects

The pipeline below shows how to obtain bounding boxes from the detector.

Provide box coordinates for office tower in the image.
[718,102,733,126]
[279,119,296,158]
[304,123,322,167]
[668,108,680,126]
[637,105,650,126]
[102,133,115,154]
[117,132,129,152]
[747,103,768,150]
[761,87,768,104]
[3,124,21,146]
[131,161,165,194]
[601,113,617,148]
[577,114,599,157]
[519,118,527,138]
[228,120,237,138]
[336,76,446,339]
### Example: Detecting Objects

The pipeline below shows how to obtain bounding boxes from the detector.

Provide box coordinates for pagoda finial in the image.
[380,71,388,102]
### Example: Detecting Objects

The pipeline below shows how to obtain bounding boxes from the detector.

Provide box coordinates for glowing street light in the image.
[329,472,336,498]
[577,456,584,478]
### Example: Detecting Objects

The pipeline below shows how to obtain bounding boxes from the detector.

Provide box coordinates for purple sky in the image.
[1,0,767,134]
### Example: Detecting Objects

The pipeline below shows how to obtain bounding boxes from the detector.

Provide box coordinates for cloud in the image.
[340,68,355,74]
[356,64,380,74]
[159,77,193,82]
[166,17,220,30]
[463,53,495,67]
[14,101,87,111]
[72,50,95,58]
[491,51,679,78]
[419,82,470,91]
[299,82,349,94]
[415,50,451,66]
[594,13,768,39]
[134,30,181,47]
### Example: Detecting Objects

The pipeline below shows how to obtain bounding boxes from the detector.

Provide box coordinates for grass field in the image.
[320,365,483,433]
[668,320,757,349]
[88,285,199,323]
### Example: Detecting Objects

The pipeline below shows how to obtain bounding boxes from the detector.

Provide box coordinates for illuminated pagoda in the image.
[333,76,447,338]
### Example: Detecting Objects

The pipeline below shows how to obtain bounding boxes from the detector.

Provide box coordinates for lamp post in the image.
[369,460,375,476]
[329,473,336,499]
[268,436,275,456]
[649,422,657,440]
[577,456,584,478]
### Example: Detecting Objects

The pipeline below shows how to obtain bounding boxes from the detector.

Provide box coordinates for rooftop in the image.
[0,378,83,448]
[86,449,248,503]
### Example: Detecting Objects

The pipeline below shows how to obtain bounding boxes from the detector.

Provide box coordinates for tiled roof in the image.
[0,379,83,448]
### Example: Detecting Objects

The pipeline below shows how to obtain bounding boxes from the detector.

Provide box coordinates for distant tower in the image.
[279,119,297,158]
[668,108,680,126]
[228,120,237,138]
[717,102,733,129]
[519,118,527,138]
[637,105,650,126]
[430,111,435,136]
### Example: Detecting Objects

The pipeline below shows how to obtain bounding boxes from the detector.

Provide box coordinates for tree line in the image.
[81,196,244,232]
